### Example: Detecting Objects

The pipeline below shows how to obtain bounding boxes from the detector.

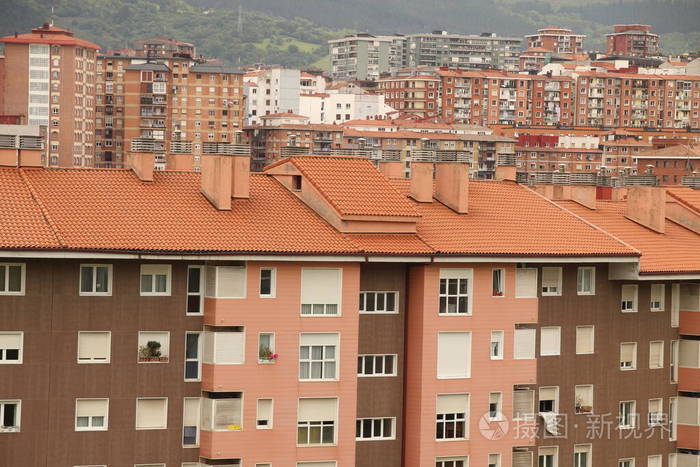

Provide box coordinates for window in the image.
[515,267,537,298]
[75,399,108,431]
[292,175,302,190]
[77,331,110,363]
[575,385,593,414]
[299,333,338,381]
[138,331,169,363]
[574,445,591,467]
[436,393,468,440]
[489,392,502,420]
[136,398,167,430]
[140,264,171,296]
[359,291,398,313]
[202,326,245,364]
[300,268,341,316]
[540,327,561,356]
[575,326,594,354]
[187,266,204,314]
[541,267,562,296]
[671,340,679,383]
[490,331,504,360]
[539,387,558,413]
[183,397,201,446]
[184,332,201,380]
[648,398,663,426]
[259,268,276,298]
[437,332,471,378]
[0,332,22,364]
[257,398,273,429]
[439,268,472,314]
[619,401,636,428]
[297,463,336,467]
[648,456,661,467]
[538,447,557,467]
[513,388,534,420]
[492,269,504,296]
[513,452,533,467]
[356,417,395,440]
[620,342,637,370]
[621,284,638,312]
[201,391,242,431]
[0,400,20,432]
[619,460,634,467]
[650,284,665,311]
[358,354,396,376]
[671,284,680,327]
[436,457,468,467]
[206,265,246,298]
[514,328,536,359]
[577,267,595,295]
[0,263,24,295]
[258,333,275,363]
[488,454,501,467]
[669,397,677,440]
[79,264,112,295]
[649,341,664,369]
[297,397,337,446]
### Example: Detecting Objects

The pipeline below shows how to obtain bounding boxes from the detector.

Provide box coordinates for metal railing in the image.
[202,142,251,156]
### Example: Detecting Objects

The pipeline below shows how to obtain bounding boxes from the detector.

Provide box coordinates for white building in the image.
[244,68,301,125]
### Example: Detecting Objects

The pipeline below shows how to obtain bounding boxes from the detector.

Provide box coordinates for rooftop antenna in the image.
[237,3,242,36]
[49,5,55,27]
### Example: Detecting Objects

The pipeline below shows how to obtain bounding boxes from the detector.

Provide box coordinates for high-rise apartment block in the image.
[0,23,99,167]
[329,34,405,81]
[607,25,661,57]
[2,147,700,466]
[525,27,585,56]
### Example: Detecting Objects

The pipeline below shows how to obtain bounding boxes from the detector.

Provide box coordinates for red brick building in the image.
[606,24,661,57]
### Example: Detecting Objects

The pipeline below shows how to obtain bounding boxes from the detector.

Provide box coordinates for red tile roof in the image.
[0,25,100,49]
[559,199,700,274]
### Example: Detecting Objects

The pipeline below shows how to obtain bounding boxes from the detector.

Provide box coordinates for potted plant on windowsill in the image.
[258,345,278,363]
[139,340,168,362]
[575,395,592,414]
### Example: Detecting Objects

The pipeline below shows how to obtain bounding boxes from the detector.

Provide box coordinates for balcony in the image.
[680,284,700,335]
[678,396,700,450]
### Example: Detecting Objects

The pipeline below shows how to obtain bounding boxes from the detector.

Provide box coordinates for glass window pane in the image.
[0,266,5,291]
[459,278,468,294]
[92,416,104,427]
[81,267,93,293]
[375,356,383,374]
[185,361,199,379]
[325,362,336,378]
[186,334,199,358]
[76,416,89,427]
[309,424,322,443]
[325,345,335,359]
[385,355,394,373]
[365,357,374,374]
[297,426,307,444]
[300,346,309,359]
[373,418,382,435]
[6,349,19,360]
[386,292,395,311]
[299,361,309,379]
[311,361,323,379]
[8,266,22,292]
[311,346,323,360]
[366,292,375,311]
[155,274,167,292]
[95,266,108,292]
[141,274,152,293]
[322,425,334,443]
[448,279,458,295]
[2,403,15,426]
[383,418,392,437]
[362,419,372,438]
[357,357,363,374]
[188,267,200,293]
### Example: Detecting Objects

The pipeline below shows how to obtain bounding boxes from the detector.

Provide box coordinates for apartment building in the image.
[94,56,244,169]
[607,25,661,58]
[0,23,99,167]
[3,144,700,466]
[377,69,442,119]
[298,86,393,125]
[133,37,197,59]
[636,144,700,185]
[243,68,302,125]
[328,34,405,81]
[525,27,586,56]
[404,31,522,72]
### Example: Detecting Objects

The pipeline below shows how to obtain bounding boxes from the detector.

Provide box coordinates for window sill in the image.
[258,360,276,364]
[300,314,341,318]
[437,313,472,317]
[78,360,110,364]
[0,292,24,296]
[79,292,112,297]
[541,293,561,297]
[140,293,172,297]
[299,378,339,382]
[621,310,638,313]
[138,357,169,363]
[435,437,468,442]
[577,292,596,296]
[75,427,108,432]
[359,311,399,315]
[0,427,20,433]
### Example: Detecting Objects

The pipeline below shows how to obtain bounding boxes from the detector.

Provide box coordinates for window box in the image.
[139,340,166,362]
[576,405,593,414]
[138,332,169,363]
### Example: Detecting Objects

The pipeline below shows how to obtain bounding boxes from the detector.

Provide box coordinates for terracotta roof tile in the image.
[281,156,419,218]
[559,200,700,274]
[667,187,700,214]
[346,233,434,255]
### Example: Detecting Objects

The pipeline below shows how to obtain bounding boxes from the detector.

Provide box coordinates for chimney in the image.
[378,160,403,179]
[200,148,251,210]
[410,161,433,203]
[128,151,155,182]
[0,134,43,167]
[434,161,469,214]
[570,185,597,210]
[495,164,516,181]
[625,186,665,233]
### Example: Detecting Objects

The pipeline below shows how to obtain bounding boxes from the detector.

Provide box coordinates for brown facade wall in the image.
[356,263,407,467]
[535,263,677,463]
[0,258,202,467]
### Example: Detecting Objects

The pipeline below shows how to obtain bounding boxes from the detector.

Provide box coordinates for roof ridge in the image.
[18,169,66,248]
[667,189,700,216]
[524,186,641,256]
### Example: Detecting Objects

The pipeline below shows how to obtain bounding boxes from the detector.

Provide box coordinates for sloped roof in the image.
[638,144,700,158]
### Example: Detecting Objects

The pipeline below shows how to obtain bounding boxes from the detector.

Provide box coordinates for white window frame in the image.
[540,326,561,357]
[135,397,168,430]
[0,331,23,364]
[75,398,109,431]
[539,386,559,413]
[577,267,595,295]
[358,354,397,377]
[488,453,501,467]
[0,263,25,295]
[259,267,276,298]
[541,267,562,296]
[492,268,505,297]
[256,398,274,429]
[490,330,504,360]
[489,392,503,421]
[138,331,170,363]
[258,332,276,364]
[648,398,663,426]
[620,342,637,370]
[538,447,558,467]
[299,334,339,382]
[671,340,679,383]
[79,264,112,296]
[182,397,201,447]
[184,331,202,381]
[296,397,338,447]
[649,341,664,370]
[436,458,468,467]
[575,326,594,355]
[300,267,342,316]
[77,331,111,364]
[140,264,172,296]
[650,284,665,311]
[438,268,473,315]
[186,265,204,315]
[618,400,637,429]
[621,284,638,312]
[0,400,20,432]
[355,417,396,440]
[359,291,399,313]
[575,385,593,414]
[574,444,592,467]
[619,459,635,467]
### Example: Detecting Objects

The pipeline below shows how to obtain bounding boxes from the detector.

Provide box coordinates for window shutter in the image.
[541,267,561,293]
[649,342,663,368]
[136,398,166,429]
[0,333,21,349]
[516,268,537,298]
[512,451,533,467]
[648,456,662,467]
[514,328,536,359]
[298,398,337,422]
[490,393,500,405]
[436,393,468,414]
[539,447,557,456]
[680,340,700,367]
[539,387,556,404]
[214,331,245,364]
[301,268,341,307]
[437,332,471,378]
[576,326,593,354]
[651,284,665,310]
[540,327,560,356]
[576,385,592,406]
[621,285,637,310]
[214,399,241,428]
[620,343,635,362]
[649,399,661,413]
[513,390,533,418]
[257,399,272,421]
[76,399,106,417]
[300,333,339,347]
[183,398,200,426]
[216,266,246,298]
[78,332,109,360]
